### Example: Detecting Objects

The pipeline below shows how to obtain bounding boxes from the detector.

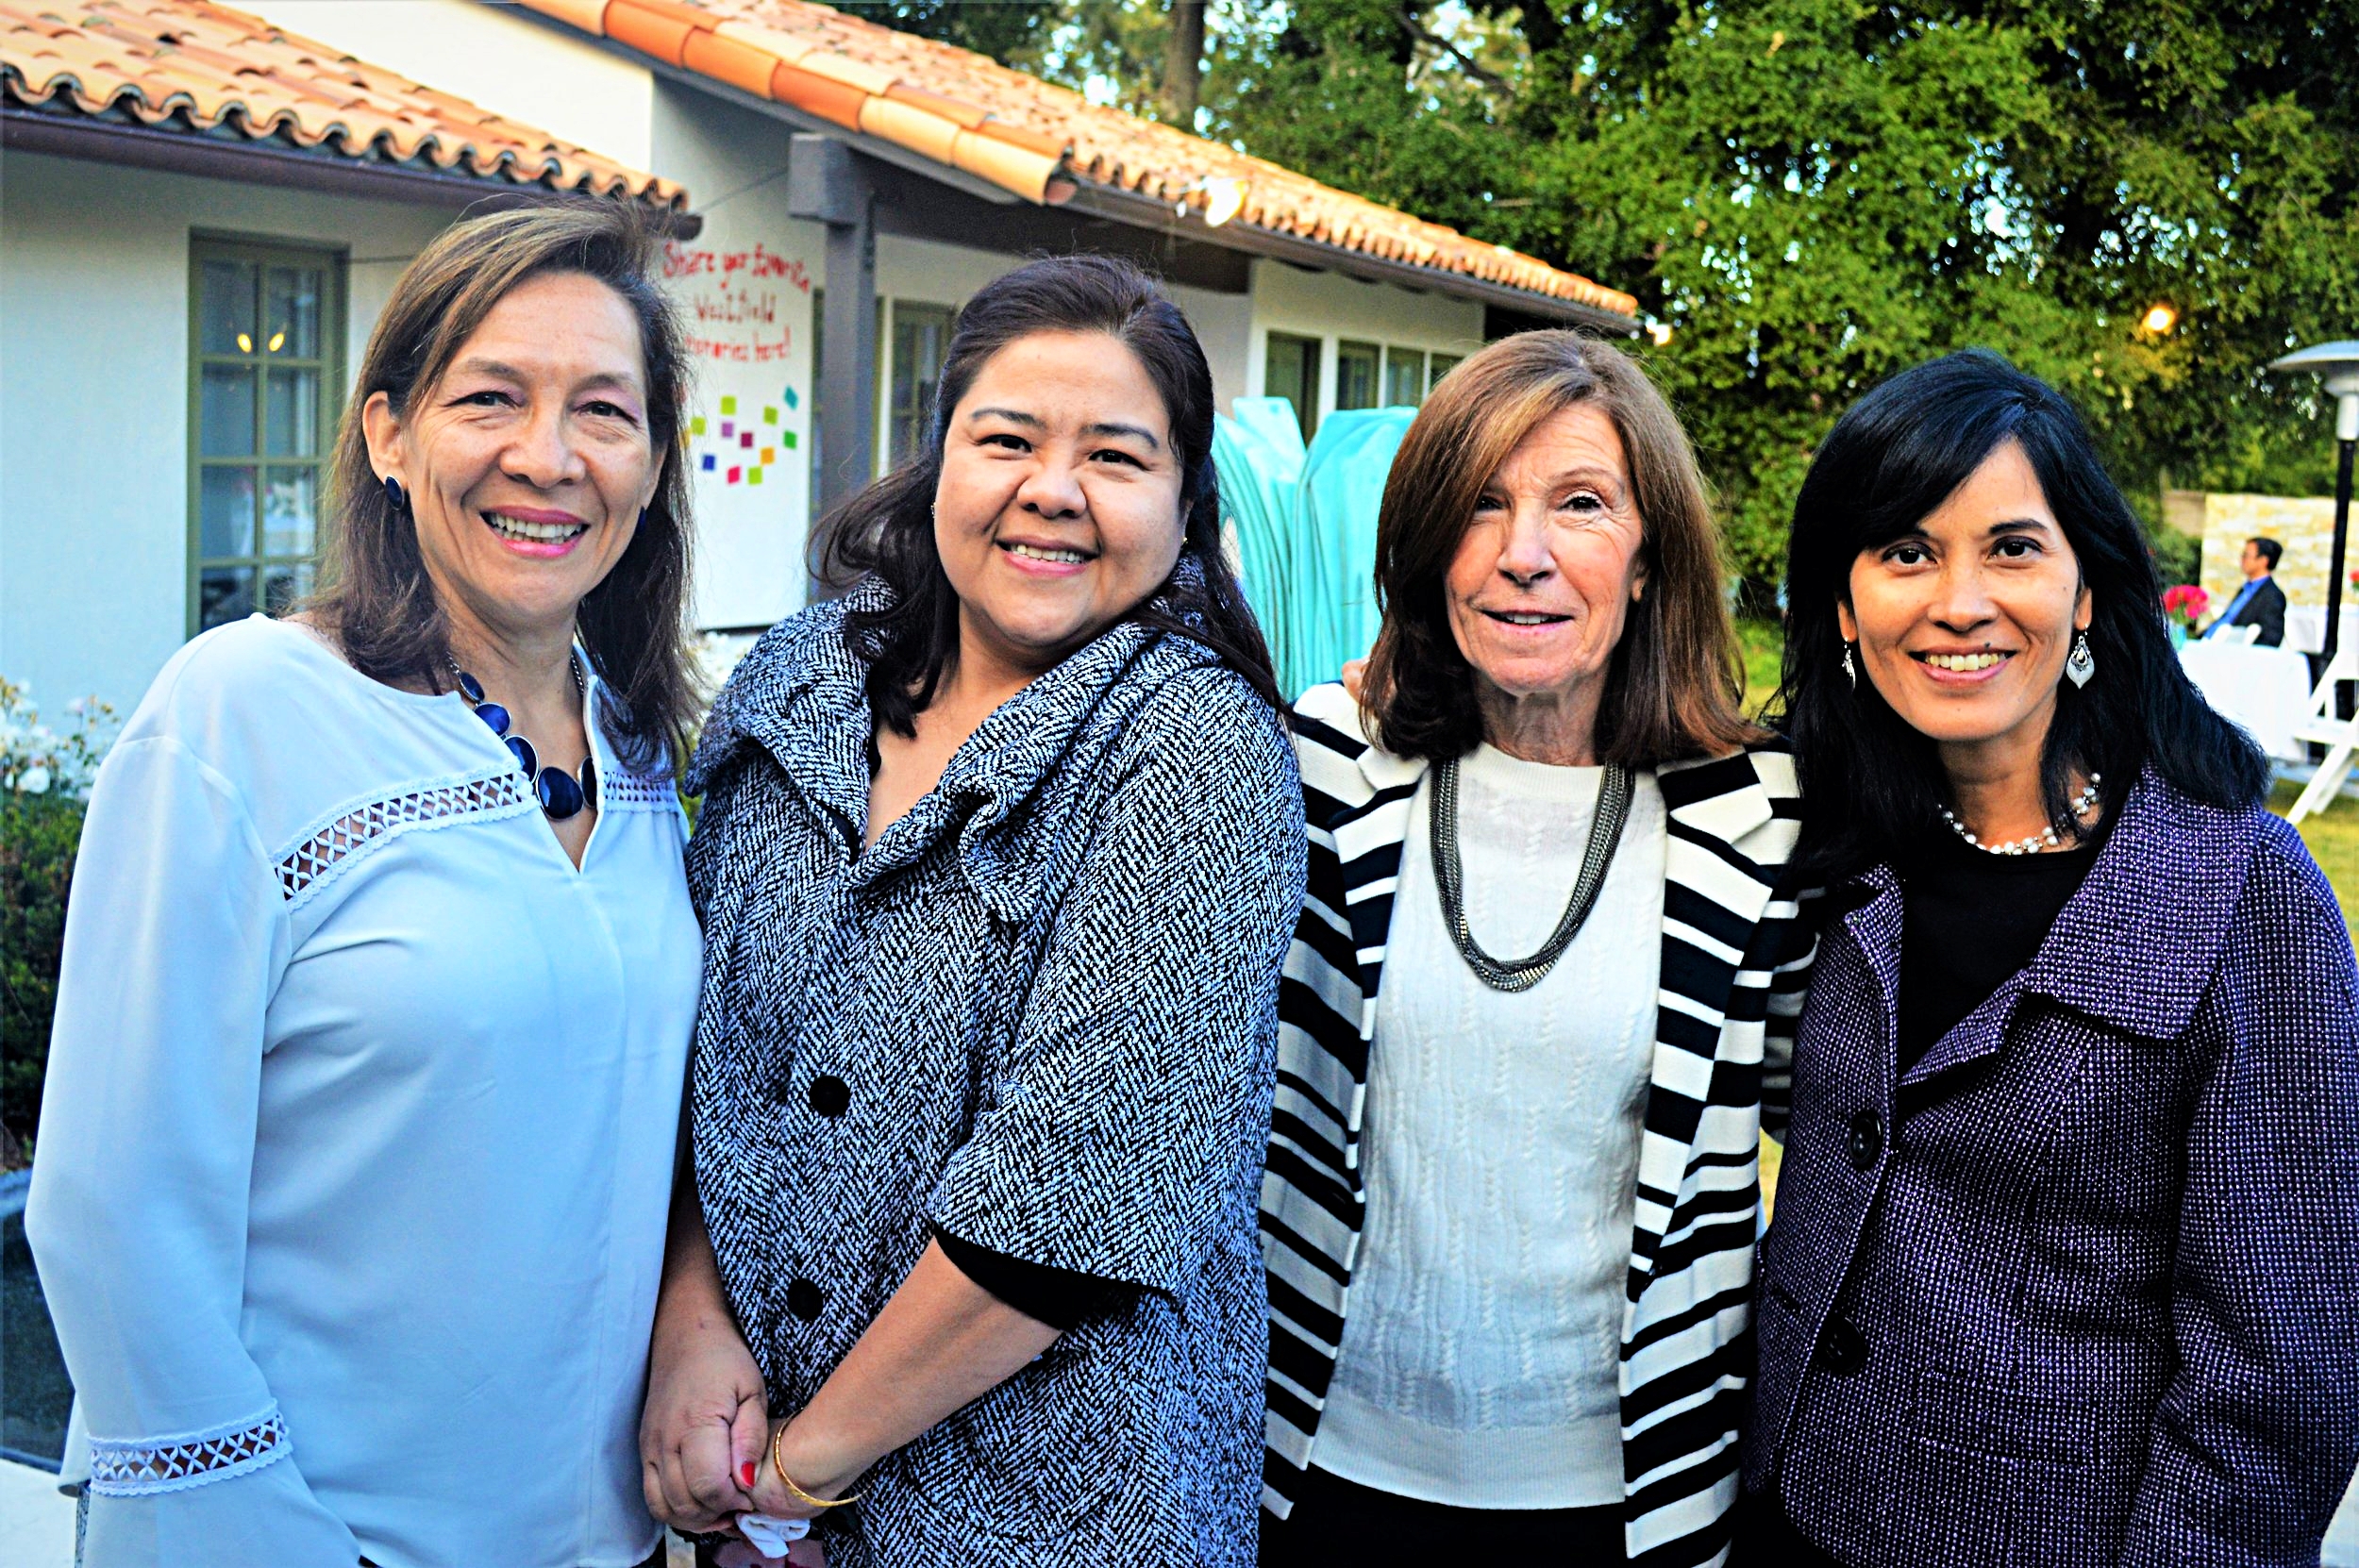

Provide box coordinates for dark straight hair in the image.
[1776,349,2268,880]
[813,253,1280,735]
[314,202,697,773]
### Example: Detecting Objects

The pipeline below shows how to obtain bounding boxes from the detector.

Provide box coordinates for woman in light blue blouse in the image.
[29,204,704,1568]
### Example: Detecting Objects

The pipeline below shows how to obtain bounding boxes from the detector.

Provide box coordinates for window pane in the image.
[1429,354,1462,392]
[199,466,258,558]
[199,565,255,630]
[1263,333,1319,440]
[889,304,952,465]
[263,266,322,359]
[199,259,257,356]
[262,469,317,557]
[262,561,315,616]
[1335,342,1380,411]
[1383,347,1426,408]
[265,367,320,456]
[201,365,257,456]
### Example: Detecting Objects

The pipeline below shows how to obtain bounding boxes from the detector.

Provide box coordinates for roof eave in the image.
[1062,181,1637,333]
[510,4,1631,325]
[0,102,703,236]
[510,5,1038,210]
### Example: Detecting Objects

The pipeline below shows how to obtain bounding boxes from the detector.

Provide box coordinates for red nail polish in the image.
[740,1460,758,1489]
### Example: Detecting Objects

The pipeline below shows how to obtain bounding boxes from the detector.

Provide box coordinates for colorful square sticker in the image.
[728,465,741,484]
[781,430,798,449]
[748,467,765,486]
[761,447,775,464]
[690,415,708,436]
[783,386,799,409]
[720,420,734,438]
[720,395,738,415]
[701,453,715,471]
[762,406,778,425]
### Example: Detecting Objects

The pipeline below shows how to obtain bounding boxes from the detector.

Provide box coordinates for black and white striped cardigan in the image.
[1259,682,1815,1567]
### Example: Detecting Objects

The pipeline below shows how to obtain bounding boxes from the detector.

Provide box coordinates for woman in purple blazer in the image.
[1744,350,2359,1566]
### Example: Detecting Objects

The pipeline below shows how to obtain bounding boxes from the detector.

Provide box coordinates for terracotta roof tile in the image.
[516,0,1634,316]
[0,0,687,209]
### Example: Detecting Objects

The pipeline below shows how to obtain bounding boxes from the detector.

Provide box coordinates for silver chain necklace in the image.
[1430,755,1634,993]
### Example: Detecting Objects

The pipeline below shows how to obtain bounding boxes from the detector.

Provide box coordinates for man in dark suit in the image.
[2204,536,2288,646]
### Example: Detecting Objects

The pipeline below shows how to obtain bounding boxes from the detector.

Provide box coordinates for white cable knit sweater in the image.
[1315,743,1666,1510]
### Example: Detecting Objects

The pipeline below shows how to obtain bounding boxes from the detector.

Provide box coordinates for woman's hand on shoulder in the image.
[640,1301,769,1532]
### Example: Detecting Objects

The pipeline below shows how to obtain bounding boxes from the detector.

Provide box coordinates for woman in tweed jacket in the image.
[637,256,1305,1566]
[1260,333,1815,1566]
[1746,351,2359,1565]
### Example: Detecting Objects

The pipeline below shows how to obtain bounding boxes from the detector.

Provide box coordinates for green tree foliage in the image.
[1500,0,2359,592]
[972,1,2359,597]
[1198,0,1531,238]
[831,0,1066,67]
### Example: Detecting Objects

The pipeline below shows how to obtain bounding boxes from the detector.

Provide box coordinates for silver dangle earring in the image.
[2066,631,2097,689]
[1841,642,1857,691]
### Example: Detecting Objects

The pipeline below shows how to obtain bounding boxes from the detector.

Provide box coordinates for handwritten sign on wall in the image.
[664,233,817,628]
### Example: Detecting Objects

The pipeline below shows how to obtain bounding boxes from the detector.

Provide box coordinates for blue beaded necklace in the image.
[451,655,598,821]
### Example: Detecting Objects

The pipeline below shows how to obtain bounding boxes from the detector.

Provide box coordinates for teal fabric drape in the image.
[1213,399,1415,701]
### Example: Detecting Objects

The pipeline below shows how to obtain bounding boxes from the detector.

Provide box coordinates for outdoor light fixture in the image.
[2267,339,2359,667]
[2141,301,2178,335]
[1174,176,1246,227]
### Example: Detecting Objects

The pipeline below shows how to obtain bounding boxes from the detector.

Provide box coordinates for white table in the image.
[2285,606,2359,657]
[2177,642,2315,760]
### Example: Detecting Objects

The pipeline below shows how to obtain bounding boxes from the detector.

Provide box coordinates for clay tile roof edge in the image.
[509,0,1633,316]
[0,0,690,211]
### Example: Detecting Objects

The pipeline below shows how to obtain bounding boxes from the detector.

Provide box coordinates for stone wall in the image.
[2197,492,2346,612]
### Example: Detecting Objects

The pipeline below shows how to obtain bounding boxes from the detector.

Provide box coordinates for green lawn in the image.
[2275,780,2359,940]
[1736,616,1784,720]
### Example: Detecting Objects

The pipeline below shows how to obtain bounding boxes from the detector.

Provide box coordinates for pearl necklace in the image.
[1939,774,2101,856]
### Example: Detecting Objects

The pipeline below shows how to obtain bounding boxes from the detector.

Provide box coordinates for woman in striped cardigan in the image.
[1259,331,1815,1567]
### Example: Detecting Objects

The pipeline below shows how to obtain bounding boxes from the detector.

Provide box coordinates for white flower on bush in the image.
[0,676,118,801]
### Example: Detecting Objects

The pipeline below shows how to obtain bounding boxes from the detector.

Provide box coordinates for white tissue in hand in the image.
[737,1513,811,1556]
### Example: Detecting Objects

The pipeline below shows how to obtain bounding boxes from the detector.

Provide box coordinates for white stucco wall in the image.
[0,152,460,715]
[239,0,657,171]
[1,13,1507,707]
[648,82,825,630]
[1246,259,1486,422]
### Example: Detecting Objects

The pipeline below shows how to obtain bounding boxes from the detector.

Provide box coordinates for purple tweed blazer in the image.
[1746,770,2359,1567]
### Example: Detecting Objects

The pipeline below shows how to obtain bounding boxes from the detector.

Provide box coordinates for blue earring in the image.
[382,475,409,516]
[639,506,650,527]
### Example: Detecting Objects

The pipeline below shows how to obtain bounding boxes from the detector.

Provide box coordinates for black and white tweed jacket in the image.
[685,582,1306,1568]
[1259,682,1815,1567]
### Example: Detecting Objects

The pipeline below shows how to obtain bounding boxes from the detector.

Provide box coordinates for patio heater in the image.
[2267,340,2359,669]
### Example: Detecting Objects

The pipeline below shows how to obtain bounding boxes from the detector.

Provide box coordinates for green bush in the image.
[0,679,114,1166]
[1,792,82,1159]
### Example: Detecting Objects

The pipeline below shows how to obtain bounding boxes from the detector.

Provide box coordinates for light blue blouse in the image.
[26,616,701,1568]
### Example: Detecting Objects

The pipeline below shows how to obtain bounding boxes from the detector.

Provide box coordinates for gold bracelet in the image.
[771,1421,862,1509]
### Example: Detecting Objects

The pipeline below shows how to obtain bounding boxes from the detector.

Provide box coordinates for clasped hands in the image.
[640,1310,862,1563]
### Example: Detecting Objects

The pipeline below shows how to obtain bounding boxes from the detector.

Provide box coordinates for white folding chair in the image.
[2288,642,2359,826]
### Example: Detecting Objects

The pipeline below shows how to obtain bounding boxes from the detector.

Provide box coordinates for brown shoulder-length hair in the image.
[1359,330,1760,767]
[311,202,696,773]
